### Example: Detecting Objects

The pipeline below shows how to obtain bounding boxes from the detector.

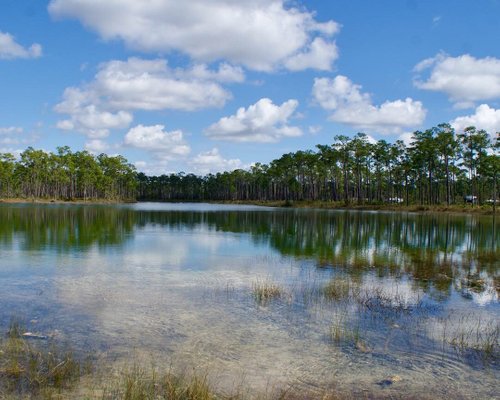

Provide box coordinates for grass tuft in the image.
[322,278,350,301]
[0,335,84,398]
[252,280,284,305]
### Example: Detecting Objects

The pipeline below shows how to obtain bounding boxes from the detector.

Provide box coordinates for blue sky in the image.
[1,0,499,175]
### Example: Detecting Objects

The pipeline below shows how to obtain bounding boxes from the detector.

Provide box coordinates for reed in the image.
[252,280,284,304]
[0,322,86,398]
[322,277,350,301]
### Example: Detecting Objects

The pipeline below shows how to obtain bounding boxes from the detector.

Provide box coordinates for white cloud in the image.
[95,58,232,111]
[189,148,243,175]
[55,58,236,137]
[0,147,23,158]
[124,124,191,161]
[308,125,322,135]
[176,63,245,83]
[56,102,133,138]
[397,132,416,146]
[0,137,21,146]
[450,104,500,138]
[0,31,42,60]
[313,76,426,133]
[84,139,109,153]
[0,126,36,155]
[365,134,378,145]
[48,0,339,71]
[414,54,500,105]
[284,37,338,71]
[133,160,173,176]
[0,127,23,135]
[206,98,302,142]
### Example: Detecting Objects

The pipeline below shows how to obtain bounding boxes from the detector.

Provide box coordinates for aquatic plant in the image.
[101,365,216,400]
[322,277,350,301]
[354,286,424,315]
[329,312,361,347]
[252,280,284,304]
[442,316,499,363]
[0,330,85,398]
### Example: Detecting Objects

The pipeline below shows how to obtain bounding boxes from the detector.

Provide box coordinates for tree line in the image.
[0,124,498,205]
[0,146,137,201]
[138,124,499,206]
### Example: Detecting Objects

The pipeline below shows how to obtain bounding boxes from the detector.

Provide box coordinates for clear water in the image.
[0,203,498,398]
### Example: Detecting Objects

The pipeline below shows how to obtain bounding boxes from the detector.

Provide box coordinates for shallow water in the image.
[0,202,498,398]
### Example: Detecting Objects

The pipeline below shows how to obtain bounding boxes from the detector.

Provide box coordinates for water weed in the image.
[252,280,284,305]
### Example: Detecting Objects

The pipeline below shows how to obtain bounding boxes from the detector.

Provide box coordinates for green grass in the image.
[329,313,361,348]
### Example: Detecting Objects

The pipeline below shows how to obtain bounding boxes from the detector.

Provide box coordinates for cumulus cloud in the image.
[48,0,339,71]
[450,104,500,139]
[189,148,243,175]
[95,58,234,111]
[176,63,245,83]
[206,98,302,142]
[414,54,500,106]
[132,160,170,176]
[84,139,109,154]
[313,76,426,134]
[55,58,237,137]
[0,31,42,60]
[56,103,133,138]
[124,124,191,161]
[397,132,415,146]
[284,37,338,71]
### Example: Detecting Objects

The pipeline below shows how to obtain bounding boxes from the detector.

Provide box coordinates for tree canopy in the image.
[1,124,498,205]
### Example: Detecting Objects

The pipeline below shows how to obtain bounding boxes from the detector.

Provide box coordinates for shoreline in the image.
[1,197,498,215]
[210,199,499,215]
[0,197,136,205]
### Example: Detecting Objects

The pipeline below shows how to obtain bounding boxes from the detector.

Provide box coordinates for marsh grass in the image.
[330,313,361,348]
[101,365,217,400]
[0,322,87,399]
[252,280,284,305]
[354,286,425,316]
[322,278,350,301]
[441,316,499,363]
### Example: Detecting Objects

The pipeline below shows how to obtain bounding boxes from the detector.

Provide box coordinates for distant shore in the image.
[210,199,499,215]
[1,197,498,215]
[0,197,136,205]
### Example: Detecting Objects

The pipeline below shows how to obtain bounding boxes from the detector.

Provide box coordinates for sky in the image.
[1,0,499,175]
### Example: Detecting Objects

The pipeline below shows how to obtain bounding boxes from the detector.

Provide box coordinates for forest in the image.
[0,124,498,205]
[0,146,137,201]
[137,124,499,206]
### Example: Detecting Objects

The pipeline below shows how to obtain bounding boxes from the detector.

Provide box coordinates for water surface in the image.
[0,203,498,398]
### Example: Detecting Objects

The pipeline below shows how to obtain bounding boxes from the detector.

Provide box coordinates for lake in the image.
[0,202,498,398]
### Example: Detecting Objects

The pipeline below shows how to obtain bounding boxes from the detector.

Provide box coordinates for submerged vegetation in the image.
[5,313,495,399]
[322,278,351,301]
[252,280,284,304]
[0,321,86,399]
[0,323,357,400]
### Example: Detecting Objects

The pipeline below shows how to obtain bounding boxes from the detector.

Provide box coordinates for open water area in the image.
[0,202,498,398]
